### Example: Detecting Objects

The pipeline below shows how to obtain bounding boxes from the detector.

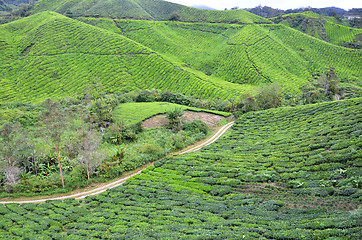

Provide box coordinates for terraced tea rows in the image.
[0,11,251,102]
[0,98,360,239]
[325,22,362,46]
[83,18,361,92]
[30,0,270,24]
[273,11,362,48]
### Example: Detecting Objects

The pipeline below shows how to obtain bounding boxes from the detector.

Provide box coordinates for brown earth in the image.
[142,110,229,128]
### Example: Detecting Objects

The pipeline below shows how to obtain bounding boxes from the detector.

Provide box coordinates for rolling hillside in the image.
[30,0,270,24]
[1,11,361,103]
[0,11,253,103]
[0,98,360,239]
[272,11,362,48]
[81,17,362,92]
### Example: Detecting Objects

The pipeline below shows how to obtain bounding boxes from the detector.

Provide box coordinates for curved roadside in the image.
[0,121,234,204]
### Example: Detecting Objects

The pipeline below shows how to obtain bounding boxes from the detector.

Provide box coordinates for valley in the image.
[0,0,361,239]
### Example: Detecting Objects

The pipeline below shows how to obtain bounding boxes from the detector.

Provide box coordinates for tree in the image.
[300,67,342,104]
[239,94,258,113]
[77,130,105,180]
[3,166,21,192]
[166,108,184,132]
[0,122,30,192]
[317,66,339,95]
[40,99,69,188]
[170,11,180,21]
[256,83,283,110]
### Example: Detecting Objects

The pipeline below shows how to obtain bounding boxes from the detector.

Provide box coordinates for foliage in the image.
[0,92,219,196]
[113,101,231,126]
[166,107,184,132]
[0,98,361,238]
[29,0,270,24]
[300,67,342,104]
[77,130,105,180]
[272,11,362,48]
[255,82,283,110]
[1,12,360,104]
[0,11,249,103]
[40,99,70,188]
[82,17,361,96]
[0,122,30,192]
[183,119,209,136]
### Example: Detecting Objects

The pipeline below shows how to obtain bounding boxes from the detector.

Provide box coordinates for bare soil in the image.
[142,110,228,128]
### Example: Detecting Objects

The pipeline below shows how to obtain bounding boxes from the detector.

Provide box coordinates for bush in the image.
[183,120,209,136]
[210,185,232,196]
[135,90,156,102]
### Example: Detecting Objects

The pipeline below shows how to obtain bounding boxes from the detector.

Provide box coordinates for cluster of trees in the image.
[0,98,106,192]
[246,5,360,18]
[0,85,217,195]
[234,67,346,115]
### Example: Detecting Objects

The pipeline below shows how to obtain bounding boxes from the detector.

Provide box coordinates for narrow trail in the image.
[0,122,234,204]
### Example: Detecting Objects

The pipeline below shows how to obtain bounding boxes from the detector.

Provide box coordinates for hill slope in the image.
[0,11,253,103]
[0,0,10,11]
[0,98,360,239]
[272,11,362,48]
[30,0,270,24]
[81,17,362,92]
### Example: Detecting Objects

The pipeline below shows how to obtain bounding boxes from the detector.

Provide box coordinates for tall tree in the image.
[77,130,105,180]
[0,122,30,191]
[40,99,69,188]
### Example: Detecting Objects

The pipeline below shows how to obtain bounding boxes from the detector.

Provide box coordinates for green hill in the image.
[0,98,360,239]
[1,11,360,103]
[0,11,252,103]
[272,11,362,48]
[80,17,362,92]
[31,0,270,24]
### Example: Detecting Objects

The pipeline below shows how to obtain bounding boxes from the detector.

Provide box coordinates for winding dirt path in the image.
[0,122,234,204]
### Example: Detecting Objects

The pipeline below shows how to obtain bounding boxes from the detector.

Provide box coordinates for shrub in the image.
[183,119,209,136]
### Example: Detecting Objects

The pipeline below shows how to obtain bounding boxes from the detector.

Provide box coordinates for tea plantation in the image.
[1,10,361,103]
[0,11,250,103]
[81,17,361,92]
[272,11,362,48]
[0,98,360,239]
[30,0,270,24]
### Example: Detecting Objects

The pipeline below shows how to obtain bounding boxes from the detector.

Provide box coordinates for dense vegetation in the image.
[29,0,270,24]
[81,17,361,91]
[0,9,360,103]
[0,0,10,12]
[247,5,360,19]
[113,102,231,125]
[0,11,251,103]
[0,0,361,237]
[0,88,230,197]
[272,12,362,48]
[0,98,360,239]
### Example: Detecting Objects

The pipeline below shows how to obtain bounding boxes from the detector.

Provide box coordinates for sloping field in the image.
[81,17,362,92]
[273,11,362,48]
[0,11,252,102]
[30,0,270,24]
[0,98,360,239]
[113,102,231,125]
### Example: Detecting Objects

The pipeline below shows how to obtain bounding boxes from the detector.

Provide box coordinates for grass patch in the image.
[113,102,231,125]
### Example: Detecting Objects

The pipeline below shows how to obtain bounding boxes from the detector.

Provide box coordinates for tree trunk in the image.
[55,146,65,188]
[86,162,90,180]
